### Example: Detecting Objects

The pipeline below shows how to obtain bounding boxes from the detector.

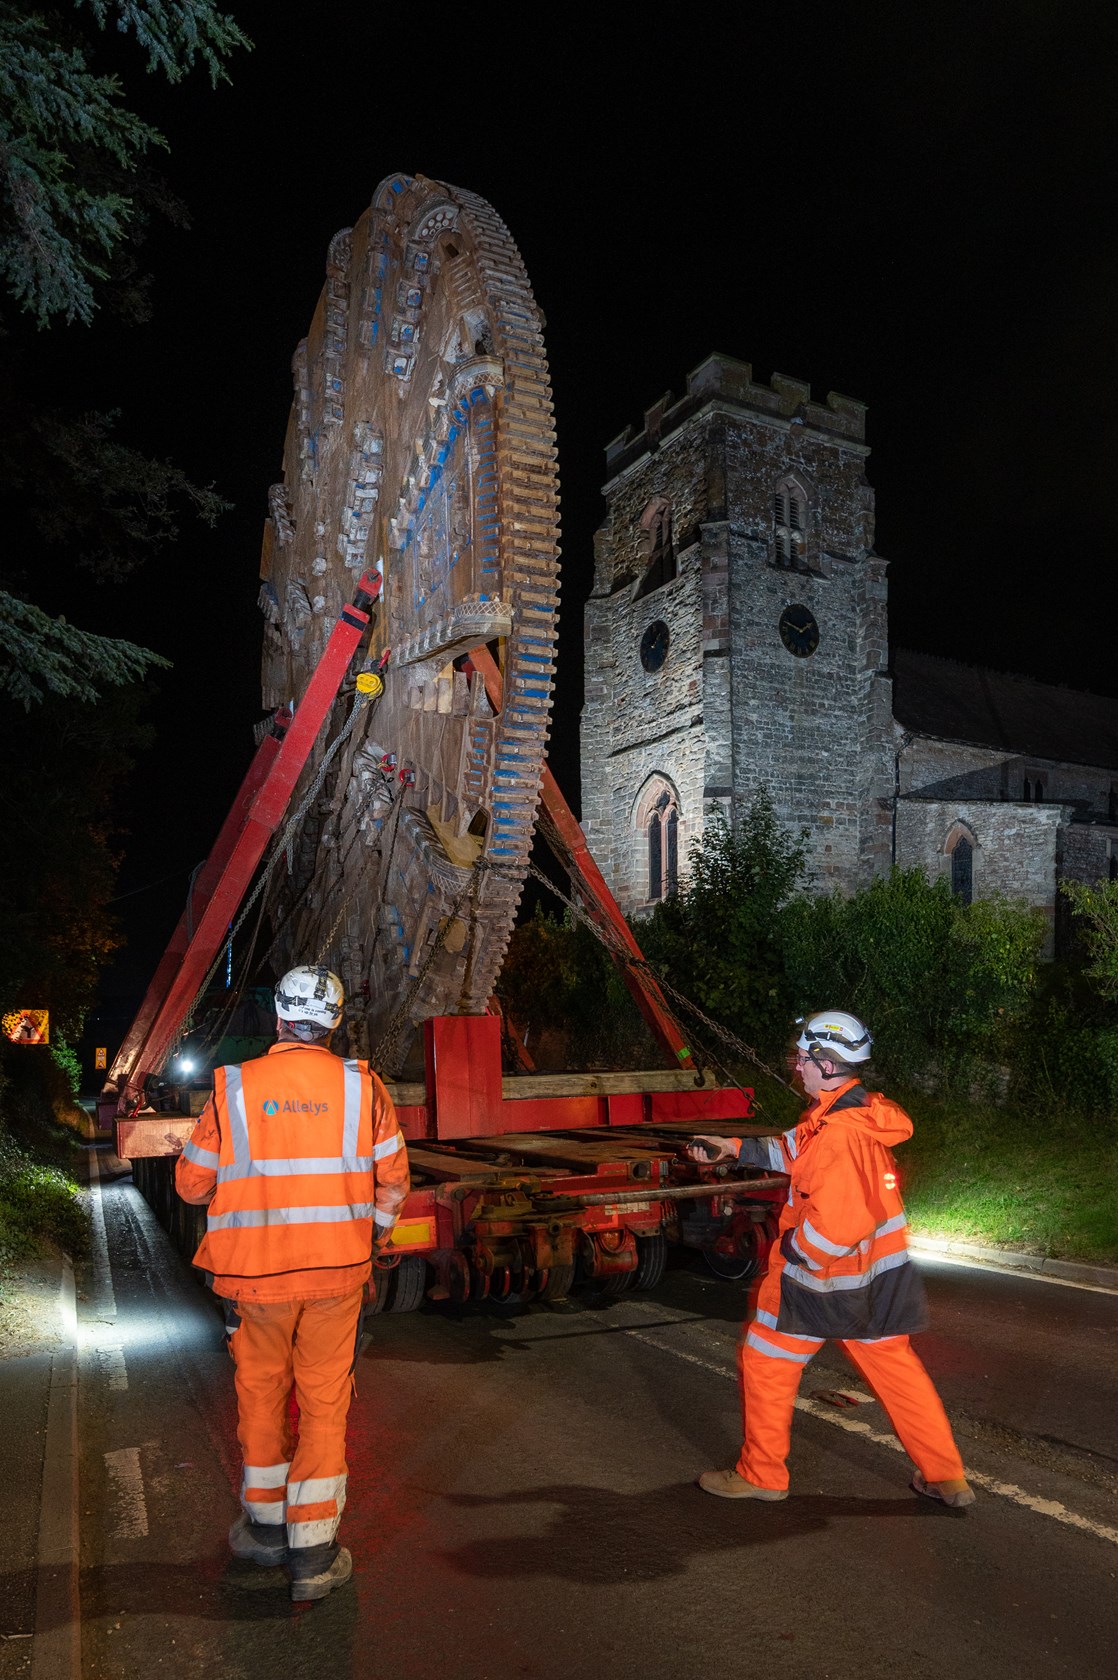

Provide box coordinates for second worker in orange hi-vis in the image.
[175,964,409,1601]
[689,1010,975,1511]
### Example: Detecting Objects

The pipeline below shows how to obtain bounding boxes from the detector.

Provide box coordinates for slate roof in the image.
[891,649,1118,773]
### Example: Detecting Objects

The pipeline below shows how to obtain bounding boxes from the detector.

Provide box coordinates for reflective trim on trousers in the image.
[288,1473,346,1508]
[373,1131,404,1162]
[216,1155,374,1183]
[745,1327,820,1364]
[781,1246,912,1294]
[207,1203,374,1231]
[289,1516,342,1549]
[342,1059,363,1157]
[754,1308,780,1330]
[223,1065,251,1169]
[242,1460,291,1488]
[182,1140,219,1169]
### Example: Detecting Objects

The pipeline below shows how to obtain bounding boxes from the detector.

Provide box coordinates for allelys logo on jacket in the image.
[261,1097,330,1116]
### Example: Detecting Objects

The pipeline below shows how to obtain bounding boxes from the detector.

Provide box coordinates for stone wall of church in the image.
[900,736,1118,819]
[894,798,1070,954]
[580,412,715,912]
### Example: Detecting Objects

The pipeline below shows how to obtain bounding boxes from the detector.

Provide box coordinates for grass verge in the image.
[897,1095,1118,1264]
[0,1123,88,1271]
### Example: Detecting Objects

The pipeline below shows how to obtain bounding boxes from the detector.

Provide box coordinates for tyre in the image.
[702,1224,764,1283]
[537,1263,576,1301]
[387,1254,426,1312]
[634,1233,667,1291]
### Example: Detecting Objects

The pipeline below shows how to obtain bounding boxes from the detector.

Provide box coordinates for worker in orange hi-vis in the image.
[688,1011,974,1511]
[175,965,409,1601]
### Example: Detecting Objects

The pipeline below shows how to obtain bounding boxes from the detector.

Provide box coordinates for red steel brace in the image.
[103,573,383,1120]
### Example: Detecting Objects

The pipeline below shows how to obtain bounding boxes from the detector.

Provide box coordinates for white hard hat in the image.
[795,1010,873,1064]
[275,966,344,1029]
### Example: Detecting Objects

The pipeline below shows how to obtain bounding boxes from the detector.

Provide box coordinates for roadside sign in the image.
[95,1047,107,1070]
[2,1008,49,1044]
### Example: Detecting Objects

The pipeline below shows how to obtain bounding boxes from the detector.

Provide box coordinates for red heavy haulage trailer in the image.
[102,576,786,1310]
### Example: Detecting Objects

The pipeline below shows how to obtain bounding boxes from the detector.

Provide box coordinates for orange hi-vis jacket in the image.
[732,1078,928,1342]
[175,1041,409,1302]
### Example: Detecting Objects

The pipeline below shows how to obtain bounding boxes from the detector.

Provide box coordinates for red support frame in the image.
[103,573,383,1121]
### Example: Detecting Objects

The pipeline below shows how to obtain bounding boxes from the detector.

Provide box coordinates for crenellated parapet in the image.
[605,353,866,481]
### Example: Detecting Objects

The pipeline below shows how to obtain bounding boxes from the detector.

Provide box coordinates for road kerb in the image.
[909,1234,1118,1293]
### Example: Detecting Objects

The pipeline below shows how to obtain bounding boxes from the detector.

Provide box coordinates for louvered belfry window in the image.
[773,482,806,569]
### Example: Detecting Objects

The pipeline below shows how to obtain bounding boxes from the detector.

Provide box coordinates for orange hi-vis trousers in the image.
[738,1313,967,1491]
[229,1286,363,1558]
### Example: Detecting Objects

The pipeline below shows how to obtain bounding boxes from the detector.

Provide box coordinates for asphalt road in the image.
[73,1153,1118,1680]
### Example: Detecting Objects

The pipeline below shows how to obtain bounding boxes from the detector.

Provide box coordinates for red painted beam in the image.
[109,573,382,1114]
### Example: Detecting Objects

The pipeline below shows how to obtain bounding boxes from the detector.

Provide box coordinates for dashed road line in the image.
[621,1323,1118,1550]
[104,1447,149,1540]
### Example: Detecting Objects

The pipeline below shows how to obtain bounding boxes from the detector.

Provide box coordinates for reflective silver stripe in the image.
[289,1517,341,1548]
[243,1461,290,1490]
[853,1333,903,1344]
[183,1140,219,1169]
[782,1247,912,1293]
[766,1138,786,1173]
[754,1308,779,1329]
[789,1232,822,1271]
[373,1207,396,1229]
[288,1473,346,1508]
[223,1065,251,1169]
[343,1059,363,1158]
[372,1131,403,1162]
[783,1128,799,1161]
[875,1212,908,1240]
[207,1203,374,1231]
[745,1327,818,1363]
[802,1218,853,1259]
[217,1155,373,1183]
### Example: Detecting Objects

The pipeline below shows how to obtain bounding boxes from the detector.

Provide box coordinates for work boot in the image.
[697,1468,788,1501]
[289,1546,353,1602]
[910,1470,976,1509]
[228,1514,287,1566]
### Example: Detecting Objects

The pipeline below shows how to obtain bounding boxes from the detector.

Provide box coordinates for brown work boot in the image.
[911,1471,976,1509]
[698,1468,788,1501]
[289,1546,353,1602]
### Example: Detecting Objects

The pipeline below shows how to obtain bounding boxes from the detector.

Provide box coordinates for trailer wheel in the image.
[634,1233,667,1291]
[703,1223,765,1282]
[537,1263,576,1301]
[387,1255,426,1312]
[592,1269,633,1300]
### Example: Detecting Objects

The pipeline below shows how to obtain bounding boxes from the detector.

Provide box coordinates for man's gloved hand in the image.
[686,1134,738,1165]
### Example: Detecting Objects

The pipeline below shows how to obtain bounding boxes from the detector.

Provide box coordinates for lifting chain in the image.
[518,859,795,1095]
[371,860,487,1076]
[180,685,378,1041]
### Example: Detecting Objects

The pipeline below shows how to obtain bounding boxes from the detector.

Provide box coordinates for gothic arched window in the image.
[635,496,676,599]
[772,477,808,571]
[635,777,682,903]
[944,821,977,907]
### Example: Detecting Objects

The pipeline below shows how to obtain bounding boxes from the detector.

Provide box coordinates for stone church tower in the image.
[581,354,894,914]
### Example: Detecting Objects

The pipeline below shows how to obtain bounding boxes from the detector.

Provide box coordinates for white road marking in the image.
[96,1345,128,1392]
[103,1448,148,1540]
[623,1327,1118,1549]
[86,1150,117,1319]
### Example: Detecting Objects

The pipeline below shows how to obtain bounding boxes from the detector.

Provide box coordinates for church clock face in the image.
[640,619,670,672]
[779,603,819,658]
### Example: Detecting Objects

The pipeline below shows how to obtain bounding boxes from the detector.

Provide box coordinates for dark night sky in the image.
[46,3,1118,1036]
